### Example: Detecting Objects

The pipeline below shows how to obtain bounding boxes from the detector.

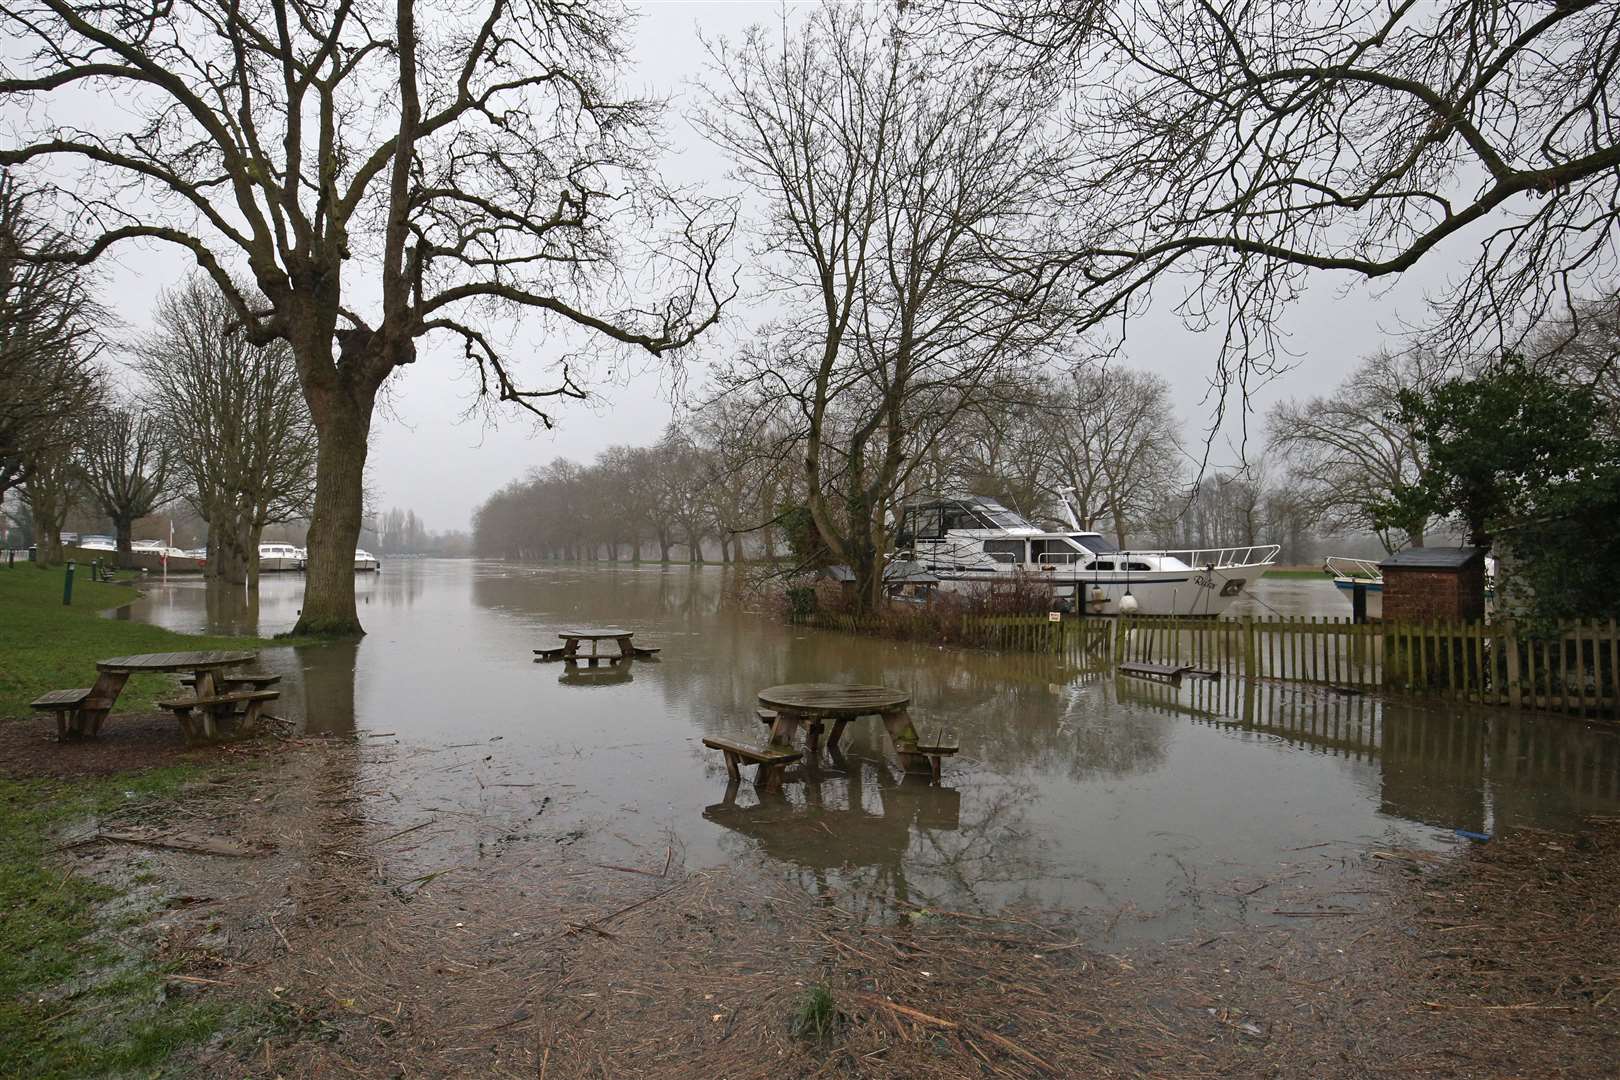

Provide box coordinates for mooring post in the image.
[63,561,75,605]
[1351,581,1367,624]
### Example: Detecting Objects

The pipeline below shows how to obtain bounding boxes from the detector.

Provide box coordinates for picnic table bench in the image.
[1118,661,1221,684]
[156,688,280,741]
[701,737,801,791]
[36,650,260,740]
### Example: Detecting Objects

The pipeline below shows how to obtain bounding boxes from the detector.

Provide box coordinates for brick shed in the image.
[1378,547,1488,623]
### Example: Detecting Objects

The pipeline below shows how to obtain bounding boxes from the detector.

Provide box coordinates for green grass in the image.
[0,565,289,717]
[789,984,840,1041]
[0,767,246,1079]
[1262,567,1333,580]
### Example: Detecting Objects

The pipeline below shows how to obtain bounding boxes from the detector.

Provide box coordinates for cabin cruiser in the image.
[893,495,1278,617]
[258,542,303,572]
[354,548,380,572]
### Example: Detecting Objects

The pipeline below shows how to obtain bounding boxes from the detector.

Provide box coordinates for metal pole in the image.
[63,561,75,605]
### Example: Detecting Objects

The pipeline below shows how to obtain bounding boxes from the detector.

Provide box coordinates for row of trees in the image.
[1,239,320,583]
[472,362,1329,567]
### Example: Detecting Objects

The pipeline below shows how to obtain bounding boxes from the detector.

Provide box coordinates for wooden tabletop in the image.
[758,683,911,718]
[558,628,633,640]
[97,650,258,673]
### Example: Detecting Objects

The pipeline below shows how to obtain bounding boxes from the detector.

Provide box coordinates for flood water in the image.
[121,561,1620,942]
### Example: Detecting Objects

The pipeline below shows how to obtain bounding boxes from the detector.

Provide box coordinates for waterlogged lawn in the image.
[0,768,245,1078]
[0,566,285,718]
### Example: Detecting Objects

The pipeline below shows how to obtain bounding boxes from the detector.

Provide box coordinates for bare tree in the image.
[136,275,318,585]
[18,434,80,564]
[0,174,102,502]
[946,0,1620,406]
[1268,349,1448,551]
[79,401,174,566]
[698,6,1075,609]
[1040,367,1182,545]
[1,0,733,634]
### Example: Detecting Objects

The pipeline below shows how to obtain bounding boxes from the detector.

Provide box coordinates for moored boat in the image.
[259,542,303,572]
[1324,556,1384,619]
[894,494,1278,617]
[354,548,380,572]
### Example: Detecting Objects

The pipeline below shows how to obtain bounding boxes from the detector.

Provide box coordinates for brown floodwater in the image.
[120,561,1620,942]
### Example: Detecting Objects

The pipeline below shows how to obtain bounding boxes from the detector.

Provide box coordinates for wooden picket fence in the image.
[803,607,1620,717]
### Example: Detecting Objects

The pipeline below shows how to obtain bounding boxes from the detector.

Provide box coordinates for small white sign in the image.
[1048,611,1062,622]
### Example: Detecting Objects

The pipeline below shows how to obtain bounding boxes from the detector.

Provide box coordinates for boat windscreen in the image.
[1076,534,1119,553]
[971,500,1034,528]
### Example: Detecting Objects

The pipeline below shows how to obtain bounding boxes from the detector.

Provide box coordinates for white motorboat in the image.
[1324,556,1384,619]
[77,535,116,552]
[259,542,304,572]
[354,548,380,572]
[894,494,1278,617]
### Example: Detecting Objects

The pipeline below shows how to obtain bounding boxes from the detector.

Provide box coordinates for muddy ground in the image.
[35,730,1620,1079]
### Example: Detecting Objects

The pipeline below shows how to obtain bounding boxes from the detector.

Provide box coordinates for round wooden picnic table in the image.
[757,683,928,774]
[77,650,259,737]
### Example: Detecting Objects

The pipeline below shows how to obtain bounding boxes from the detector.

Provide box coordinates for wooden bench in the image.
[155,689,280,741]
[181,672,281,689]
[30,688,112,740]
[756,708,778,726]
[912,728,961,782]
[701,737,801,791]
[533,647,568,662]
[631,646,661,658]
[568,654,626,668]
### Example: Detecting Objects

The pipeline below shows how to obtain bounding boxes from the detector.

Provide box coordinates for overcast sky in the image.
[85,1,1470,534]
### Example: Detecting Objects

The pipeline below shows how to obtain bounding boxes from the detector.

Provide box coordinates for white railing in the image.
[1324,556,1382,580]
[1121,545,1282,569]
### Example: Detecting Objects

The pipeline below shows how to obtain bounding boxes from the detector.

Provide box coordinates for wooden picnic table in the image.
[757,683,931,775]
[532,627,661,665]
[73,650,259,738]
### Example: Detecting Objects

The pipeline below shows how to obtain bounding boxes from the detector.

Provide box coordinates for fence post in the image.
[1505,620,1522,708]
[1242,615,1255,681]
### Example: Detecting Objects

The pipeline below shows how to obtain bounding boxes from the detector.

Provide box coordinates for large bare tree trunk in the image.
[296,387,373,636]
[114,518,135,568]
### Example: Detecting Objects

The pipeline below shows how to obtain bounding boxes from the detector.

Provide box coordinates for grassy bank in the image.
[1262,566,1332,579]
[0,567,292,1076]
[0,565,284,718]
[0,767,248,1078]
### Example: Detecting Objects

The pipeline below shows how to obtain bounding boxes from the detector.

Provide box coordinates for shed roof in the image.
[1378,546,1486,570]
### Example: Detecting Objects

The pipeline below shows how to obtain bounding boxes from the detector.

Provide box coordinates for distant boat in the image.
[354,548,380,572]
[77,535,116,552]
[259,542,303,572]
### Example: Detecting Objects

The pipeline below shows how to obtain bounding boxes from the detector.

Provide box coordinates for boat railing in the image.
[1117,544,1281,569]
[1323,556,1382,580]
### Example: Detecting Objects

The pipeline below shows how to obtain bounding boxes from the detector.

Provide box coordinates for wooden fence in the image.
[801,608,1620,717]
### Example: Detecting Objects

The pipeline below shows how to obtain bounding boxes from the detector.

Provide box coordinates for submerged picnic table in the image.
[757,683,934,775]
[534,628,662,666]
[77,650,258,738]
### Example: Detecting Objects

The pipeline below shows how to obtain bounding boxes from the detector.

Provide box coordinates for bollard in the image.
[63,561,76,605]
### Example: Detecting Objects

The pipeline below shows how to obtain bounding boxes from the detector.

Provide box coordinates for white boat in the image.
[1324,556,1384,619]
[259,542,304,572]
[894,494,1278,617]
[77,535,116,552]
[354,548,380,572]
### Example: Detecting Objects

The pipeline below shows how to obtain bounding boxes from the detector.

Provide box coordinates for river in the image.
[118,560,1620,942]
